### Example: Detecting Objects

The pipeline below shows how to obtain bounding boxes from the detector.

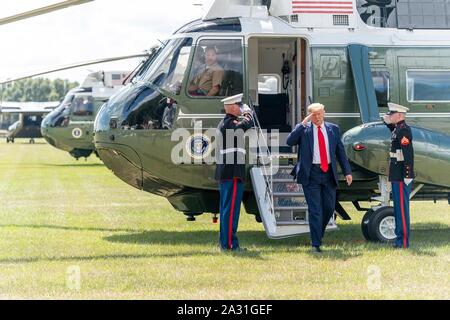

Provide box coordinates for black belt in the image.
[313,163,331,167]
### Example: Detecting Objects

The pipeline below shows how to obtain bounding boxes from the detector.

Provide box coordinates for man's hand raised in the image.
[302,114,313,127]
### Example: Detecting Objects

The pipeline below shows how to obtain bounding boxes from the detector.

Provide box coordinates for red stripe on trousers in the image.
[228,178,237,249]
[400,182,407,248]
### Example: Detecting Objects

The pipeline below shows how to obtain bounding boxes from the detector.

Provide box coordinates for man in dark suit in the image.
[286,103,352,253]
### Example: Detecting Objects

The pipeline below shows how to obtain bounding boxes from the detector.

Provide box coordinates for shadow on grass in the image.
[0,224,140,233]
[1,222,447,263]
[104,223,450,259]
[103,229,362,261]
[0,251,262,264]
[42,163,104,168]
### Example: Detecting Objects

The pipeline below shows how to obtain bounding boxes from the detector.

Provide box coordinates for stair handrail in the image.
[247,97,274,215]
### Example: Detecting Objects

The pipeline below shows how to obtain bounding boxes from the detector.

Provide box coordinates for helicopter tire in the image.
[11,138,14,143]
[367,206,396,243]
[255,214,262,223]
[6,137,9,143]
[361,208,375,241]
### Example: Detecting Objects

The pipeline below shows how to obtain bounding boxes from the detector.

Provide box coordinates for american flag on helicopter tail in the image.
[292,0,354,14]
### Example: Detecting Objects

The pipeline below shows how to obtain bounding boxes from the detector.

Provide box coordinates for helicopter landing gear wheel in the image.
[361,209,375,241]
[255,214,262,223]
[365,206,396,243]
[29,138,35,144]
[6,137,9,143]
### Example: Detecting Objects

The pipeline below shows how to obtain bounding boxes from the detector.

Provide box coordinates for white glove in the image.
[383,115,391,124]
[404,178,413,185]
[241,104,252,114]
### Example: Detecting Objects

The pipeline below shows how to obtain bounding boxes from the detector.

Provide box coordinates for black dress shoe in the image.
[311,246,322,254]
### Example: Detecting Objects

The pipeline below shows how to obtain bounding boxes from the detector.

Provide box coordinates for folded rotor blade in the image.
[0,0,94,26]
[0,53,150,85]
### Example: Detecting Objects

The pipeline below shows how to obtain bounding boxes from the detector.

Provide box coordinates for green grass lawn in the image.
[0,139,449,299]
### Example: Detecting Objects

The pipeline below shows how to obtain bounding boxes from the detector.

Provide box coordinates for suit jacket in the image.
[286,121,352,186]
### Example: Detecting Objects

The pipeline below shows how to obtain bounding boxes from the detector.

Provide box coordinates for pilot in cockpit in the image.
[188,46,224,96]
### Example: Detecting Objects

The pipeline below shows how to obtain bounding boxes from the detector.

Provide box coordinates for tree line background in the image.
[1,78,79,102]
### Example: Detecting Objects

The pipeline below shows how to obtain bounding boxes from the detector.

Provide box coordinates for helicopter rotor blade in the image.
[0,53,150,85]
[0,0,94,26]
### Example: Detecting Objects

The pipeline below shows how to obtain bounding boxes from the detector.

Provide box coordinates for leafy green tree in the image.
[1,78,79,102]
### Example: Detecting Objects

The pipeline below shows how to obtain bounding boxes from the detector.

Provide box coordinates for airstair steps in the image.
[274,206,308,211]
[273,192,305,197]
[250,162,337,239]
[271,178,296,183]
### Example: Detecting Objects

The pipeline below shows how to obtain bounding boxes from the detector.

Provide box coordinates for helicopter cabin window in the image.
[372,71,390,106]
[258,74,281,95]
[407,70,450,102]
[147,37,193,95]
[187,39,243,98]
[24,115,42,126]
[72,96,94,116]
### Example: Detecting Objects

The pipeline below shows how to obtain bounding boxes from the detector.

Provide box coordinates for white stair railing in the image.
[248,98,275,216]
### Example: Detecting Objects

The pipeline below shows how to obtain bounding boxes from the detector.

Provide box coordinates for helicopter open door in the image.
[347,44,380,123]
[248,37,298,153]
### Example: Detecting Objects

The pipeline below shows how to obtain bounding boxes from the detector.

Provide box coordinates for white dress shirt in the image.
[312,123,331,164]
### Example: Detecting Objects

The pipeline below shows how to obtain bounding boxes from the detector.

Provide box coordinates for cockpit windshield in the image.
[129,44,165,84]
[43,94,74,127]
[139,38,193,95]
[95,37,196,132]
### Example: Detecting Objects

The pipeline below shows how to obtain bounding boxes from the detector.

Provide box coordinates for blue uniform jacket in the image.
[286,121,352,186]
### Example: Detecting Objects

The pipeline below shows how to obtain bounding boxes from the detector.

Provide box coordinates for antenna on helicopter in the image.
[157,39,167,48]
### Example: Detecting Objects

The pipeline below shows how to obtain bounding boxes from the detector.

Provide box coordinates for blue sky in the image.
[0,0,203,83]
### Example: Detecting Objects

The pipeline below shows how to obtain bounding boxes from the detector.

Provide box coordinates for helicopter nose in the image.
[40,117,56,146]
[40,116,50,135]
[41,115,50,129]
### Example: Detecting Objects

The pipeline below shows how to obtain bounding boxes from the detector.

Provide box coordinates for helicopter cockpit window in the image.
[72,96,95,116]
[24,115,41,126]
[116,38,194,131]
[128,45,164,84]
[43,94,73,127]
[143,38,193,95]
[372,71,390,106]
[187,39,243,98]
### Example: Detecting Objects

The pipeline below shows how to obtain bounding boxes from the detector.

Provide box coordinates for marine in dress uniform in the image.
[215,93,254,251]
[383,102,415,249]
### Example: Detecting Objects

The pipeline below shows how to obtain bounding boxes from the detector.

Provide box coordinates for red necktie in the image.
[317,126,328,173]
